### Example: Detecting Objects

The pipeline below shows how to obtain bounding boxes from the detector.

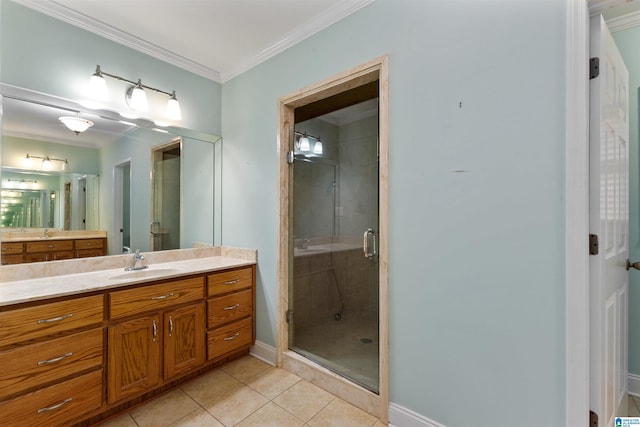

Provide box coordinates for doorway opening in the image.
[151,139,181,251]
[277,56,389,422]
[114,161,131,254]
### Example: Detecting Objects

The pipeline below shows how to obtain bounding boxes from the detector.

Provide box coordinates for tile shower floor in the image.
[292,315,378,392]
[98,355,384,427]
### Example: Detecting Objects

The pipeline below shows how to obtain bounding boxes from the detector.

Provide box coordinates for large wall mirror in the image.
[0,85,222,262]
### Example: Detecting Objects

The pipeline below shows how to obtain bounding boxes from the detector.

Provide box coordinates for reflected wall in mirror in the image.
[1,169,98,230]
[0,88,222,262]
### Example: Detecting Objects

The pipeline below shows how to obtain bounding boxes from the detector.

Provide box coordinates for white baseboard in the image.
[388,403,446,427]
[629,374,640,397]
[251,341,442,426]
[250,340,276,366]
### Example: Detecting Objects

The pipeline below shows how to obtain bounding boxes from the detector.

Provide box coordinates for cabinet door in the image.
[164,303,205,380]
[108,314,161,404]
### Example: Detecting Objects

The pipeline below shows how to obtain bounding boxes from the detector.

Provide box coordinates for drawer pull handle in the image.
[151,293,175,300]
[38,352,73,366]
[37,313,73,324]
[224,279,240,285]
[152,320,158,342]
[37,397,72,414]
[224,304,240,311]
[224,333,240,341]
[169,316,174,337]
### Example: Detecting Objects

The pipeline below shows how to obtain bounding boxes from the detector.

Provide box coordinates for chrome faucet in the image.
[125,249,148,271]
[301,239,311,249]
[43,228,50,239]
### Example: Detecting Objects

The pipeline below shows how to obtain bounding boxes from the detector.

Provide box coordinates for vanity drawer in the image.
[1,254,24,265]
[1,242,23,255]
[0,328,103,399]
[0,295,104,347]
[75,238,105,250]
[207,289,253,328]
[207,317,253,360]
[109,277,204,319]
[0,369,102,427]
[207,267,253,296]
[25,240,74,253]
[25,251,74,263]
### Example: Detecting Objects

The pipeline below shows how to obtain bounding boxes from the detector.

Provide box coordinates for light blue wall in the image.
[1,0,221,253]
[221,0,566,425]
[2,135,100,174]
[0,0,221,135]
[612,26,640,377]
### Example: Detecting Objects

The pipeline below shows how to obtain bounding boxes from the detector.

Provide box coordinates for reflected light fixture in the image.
[59,115,94,134]
[298,133,310,151]
[23,154,70,171]
[313,138,323,155]
[295,131,324,155]
[88,65,181,121]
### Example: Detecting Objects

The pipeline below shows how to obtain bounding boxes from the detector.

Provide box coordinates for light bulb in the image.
[88,65,109,101]
[166,91,182,121]
[23,154,33,168]
[299,135,310,151]
[61,159,69,171]
[42,157,52,170]
[127,80,148,112]
[313,140,323,155]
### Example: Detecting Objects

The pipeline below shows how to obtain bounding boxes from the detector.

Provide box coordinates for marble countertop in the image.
[2,230,108,242]
[0,247,256,307]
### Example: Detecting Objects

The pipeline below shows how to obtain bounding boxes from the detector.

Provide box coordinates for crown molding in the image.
[11,0,222,82]
[13,0,376,84]
[219,0,376,82]
[606,10,640,32]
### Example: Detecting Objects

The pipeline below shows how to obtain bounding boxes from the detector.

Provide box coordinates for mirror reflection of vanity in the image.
[0,86,222,265]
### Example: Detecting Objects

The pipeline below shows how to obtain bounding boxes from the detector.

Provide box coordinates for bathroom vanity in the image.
[1,230,108,265]
[0,247,256,427]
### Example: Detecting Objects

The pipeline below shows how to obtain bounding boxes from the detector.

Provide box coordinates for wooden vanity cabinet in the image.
[0,294,104,427]
[24,240,74,263]
[1,237,107,264]
[206,266,255,360]
[107,277,206,404]
[1,242,24,265]
[75,238,107,258]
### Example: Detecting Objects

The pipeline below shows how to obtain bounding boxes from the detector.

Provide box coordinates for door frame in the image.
[276,55,389,422]
[566,0,635,425]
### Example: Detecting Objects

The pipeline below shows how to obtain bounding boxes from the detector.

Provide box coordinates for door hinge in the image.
[589,234,599,255]
[589,410,598,426]
[590,57,600,79]
[286,151,295,164]
[285,309,294,323]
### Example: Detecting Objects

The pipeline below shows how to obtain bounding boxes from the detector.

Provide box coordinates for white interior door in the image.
[589,14,629,426]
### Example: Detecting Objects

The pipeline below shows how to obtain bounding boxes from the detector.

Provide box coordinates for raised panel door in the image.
[164,303,205,380]
[108,314,161,404]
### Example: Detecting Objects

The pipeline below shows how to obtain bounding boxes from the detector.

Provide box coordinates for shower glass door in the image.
[289,99,380,393]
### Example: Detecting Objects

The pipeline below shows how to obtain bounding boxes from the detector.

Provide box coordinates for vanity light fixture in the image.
[23,154,69,171]
[7,179,38,189]
[59,115,94,134]
[89,65,181,121]
[295,131,323,155]
[313,139,323,155]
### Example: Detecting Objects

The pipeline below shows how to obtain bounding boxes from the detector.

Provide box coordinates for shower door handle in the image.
[363,228,376,258]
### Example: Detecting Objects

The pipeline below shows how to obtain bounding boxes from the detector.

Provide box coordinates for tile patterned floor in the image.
[99,355,385,427]
[629,394,640,417]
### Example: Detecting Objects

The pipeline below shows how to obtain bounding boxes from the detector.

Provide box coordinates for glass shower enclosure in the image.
[288,99,380,393]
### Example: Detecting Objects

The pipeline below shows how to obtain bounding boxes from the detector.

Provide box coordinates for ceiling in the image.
[15,0,376,83]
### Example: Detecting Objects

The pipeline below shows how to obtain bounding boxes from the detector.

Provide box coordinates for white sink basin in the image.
[109,268,181,280]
